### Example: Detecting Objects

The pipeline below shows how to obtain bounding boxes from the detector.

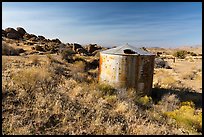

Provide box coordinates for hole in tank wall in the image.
[123,49,136,54]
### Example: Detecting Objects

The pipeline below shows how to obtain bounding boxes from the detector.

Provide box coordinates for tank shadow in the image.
[151,87,202,108]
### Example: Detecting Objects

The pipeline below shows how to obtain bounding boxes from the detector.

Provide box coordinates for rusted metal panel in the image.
[99,44,155,95]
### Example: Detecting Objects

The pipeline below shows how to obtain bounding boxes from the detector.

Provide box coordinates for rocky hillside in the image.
[2,27,106,56]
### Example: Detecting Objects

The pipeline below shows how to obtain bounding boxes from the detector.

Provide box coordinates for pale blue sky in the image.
[2,2,202,47]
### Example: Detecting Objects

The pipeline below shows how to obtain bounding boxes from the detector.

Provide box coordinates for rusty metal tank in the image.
[99,44,155,95]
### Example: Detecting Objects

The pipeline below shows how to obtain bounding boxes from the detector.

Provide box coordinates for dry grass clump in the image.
[72,61,86,73]
[2,41,20,55]
[30,55,40,66]
[154,94,180,113]
[11,66,61,94]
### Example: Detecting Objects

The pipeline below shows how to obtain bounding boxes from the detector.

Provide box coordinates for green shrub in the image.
[164,101,202,133]
[173,50,188,59]
[137,95,153,106]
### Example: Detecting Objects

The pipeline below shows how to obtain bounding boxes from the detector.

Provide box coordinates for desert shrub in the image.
[152,93,180,121]
[159,94,180,112]
[103,95,118,106]
[70,61,94,82]
[164,101,202,133]
[12,67,40,93]
[97,83,117,96]
[2,42,19,55]
[137,95,153,107]
[31,55,40,66]
[189,52,197,56]
[72,61,86,73]
[37,68,61,93]
[173,50,188,59]
[12,67,60,94]
[61,48,75,63]
[52,64,71,78]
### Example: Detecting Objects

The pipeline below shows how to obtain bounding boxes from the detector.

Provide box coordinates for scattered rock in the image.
[86,44,102,54]
[76,48,89,55]
[16,48,26,53]
[72,43,83,51]
[30,37,37,41]
[37,35,45,41]
[23,33,32,40]
[34,45,45,52]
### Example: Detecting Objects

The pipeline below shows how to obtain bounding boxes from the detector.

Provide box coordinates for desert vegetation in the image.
[2,27,202,135]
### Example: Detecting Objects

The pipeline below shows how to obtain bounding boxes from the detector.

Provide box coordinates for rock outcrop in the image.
[2,26,106,56]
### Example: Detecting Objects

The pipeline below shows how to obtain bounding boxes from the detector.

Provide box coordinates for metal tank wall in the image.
[99,53,155,95]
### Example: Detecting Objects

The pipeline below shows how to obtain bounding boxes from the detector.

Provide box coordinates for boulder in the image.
[58,43,67,53]
[30,34,37,39]
[16,27,26,36]
[72,43,83,51]
[51,38,61,44]
[4,27,17,34]
[76,48,89,55]
[2,29,6,36]
[7,33,21,40]
[16,48,25,53]
[5,27,21,39]
[154,58,172,69]
[37,35,45,41]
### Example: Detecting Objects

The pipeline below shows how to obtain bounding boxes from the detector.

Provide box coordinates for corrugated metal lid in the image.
[101,44,155,55]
